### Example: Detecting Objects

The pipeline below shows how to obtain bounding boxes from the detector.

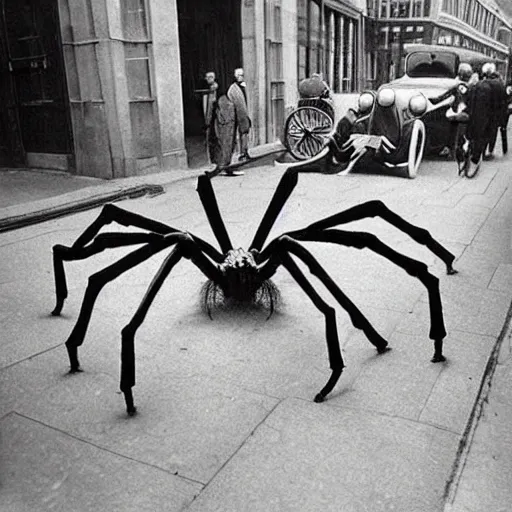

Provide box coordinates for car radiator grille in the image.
[369,107,400,146]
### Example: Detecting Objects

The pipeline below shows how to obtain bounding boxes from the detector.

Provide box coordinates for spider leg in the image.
[250,169,299,252]
[287,200,457,275]
[278,252,344,403]
[196,174,233,253]
[263,235,388,351]
[120,239,223,415]
[52,204,222,315]
[52,232,165,316]
[293,229,447,362]
[64,233,190,373]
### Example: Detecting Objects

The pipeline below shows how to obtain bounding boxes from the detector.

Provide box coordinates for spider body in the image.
[51,169,457,416]
[201,247,280,313]
[219,248,260,300]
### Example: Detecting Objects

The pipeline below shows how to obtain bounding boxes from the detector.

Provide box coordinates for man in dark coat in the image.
[466,77,494,171]
[481,62,508,159]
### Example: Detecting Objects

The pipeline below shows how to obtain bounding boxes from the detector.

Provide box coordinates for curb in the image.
[0,142,286,234]
[443,297,512,509]
[0,184,167,234]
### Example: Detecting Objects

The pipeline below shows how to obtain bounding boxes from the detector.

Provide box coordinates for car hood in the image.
[384,77,458,99]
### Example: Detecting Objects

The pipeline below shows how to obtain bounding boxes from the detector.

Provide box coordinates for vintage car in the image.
[330,50,466,178]
[283,49,485,178]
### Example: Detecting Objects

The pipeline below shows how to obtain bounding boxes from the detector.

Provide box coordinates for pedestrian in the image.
[465,73,495,173]
[201,71,219,165]
[441,62,474,158]
[227,67,251,165]
[202,71,218,131]
[207,90,244,176]
[481,62,507,160]
[502,80,512,154]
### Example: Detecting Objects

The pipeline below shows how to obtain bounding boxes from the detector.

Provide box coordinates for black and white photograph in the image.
[1,0,512,510]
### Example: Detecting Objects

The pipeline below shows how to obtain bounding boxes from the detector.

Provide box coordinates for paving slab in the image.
[398,283,510,340]
[0,168,103,208]
[0,413,201,512]
[445,326,512,512]
[0,336,279,484]
[419,331,497,434]
[186,398,458,512]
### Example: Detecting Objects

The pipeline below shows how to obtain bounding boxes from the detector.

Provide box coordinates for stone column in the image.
[58,0,119,178]
[58,0,186,179]
[282,0,298,117]
[241,0,266,146]
[149,0,187,170]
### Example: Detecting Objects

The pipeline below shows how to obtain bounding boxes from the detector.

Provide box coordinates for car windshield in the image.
[406,52,457,79]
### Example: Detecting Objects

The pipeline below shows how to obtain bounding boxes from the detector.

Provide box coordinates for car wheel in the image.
[406,120,426,179]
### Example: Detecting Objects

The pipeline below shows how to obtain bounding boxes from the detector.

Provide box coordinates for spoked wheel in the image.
[406,119,425,179]
[284,106,334,161]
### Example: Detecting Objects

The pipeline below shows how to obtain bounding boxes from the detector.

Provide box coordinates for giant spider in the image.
[51,169,457,415]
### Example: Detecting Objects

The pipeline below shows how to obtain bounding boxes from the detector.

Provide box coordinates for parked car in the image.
[330,50,465,178]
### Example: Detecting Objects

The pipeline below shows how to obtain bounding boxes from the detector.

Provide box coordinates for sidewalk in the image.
[0,147,511,511]
[0,142,284,233]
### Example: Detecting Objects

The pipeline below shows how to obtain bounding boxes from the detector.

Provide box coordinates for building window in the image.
[121,0,152,100]
[121,0,148,40]
[297,0,322,80]
[380,0,429,18]
[265,0,284,143]
[380,0,389,17]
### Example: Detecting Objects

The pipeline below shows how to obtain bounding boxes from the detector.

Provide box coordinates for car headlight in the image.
[506,85,512,96]
[409,94,427,116]
[458,83,468,95]
[358,92,374,113]
[377,88,395,107]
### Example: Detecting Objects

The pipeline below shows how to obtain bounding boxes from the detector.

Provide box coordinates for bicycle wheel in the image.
[284,106,334,160]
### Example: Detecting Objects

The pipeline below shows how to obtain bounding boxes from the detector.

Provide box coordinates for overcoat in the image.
[227,82,251,134]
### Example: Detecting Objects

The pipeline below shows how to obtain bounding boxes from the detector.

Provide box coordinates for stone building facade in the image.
[0,0,367,178]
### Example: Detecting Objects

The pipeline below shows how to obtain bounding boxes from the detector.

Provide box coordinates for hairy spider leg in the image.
[51,204,222,315]
[292,229,447,361]
[296,200,458,275]
[278,252,344,403]
[261,235,388,351]
[120,239,223,415]
[197,174,233,254]
[64,233,189,373]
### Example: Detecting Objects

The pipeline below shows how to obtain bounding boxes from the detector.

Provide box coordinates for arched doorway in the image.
[177,0,242,167]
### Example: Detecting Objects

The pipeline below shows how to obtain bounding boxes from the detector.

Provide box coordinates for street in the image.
[1,155,511,511]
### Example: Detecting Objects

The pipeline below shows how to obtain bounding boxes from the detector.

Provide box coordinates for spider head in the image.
[219,248,261,301]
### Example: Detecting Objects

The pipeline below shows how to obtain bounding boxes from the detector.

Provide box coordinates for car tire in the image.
[406,119,426,179]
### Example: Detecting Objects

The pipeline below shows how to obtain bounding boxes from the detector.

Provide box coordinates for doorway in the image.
[177,0,242,167]
[0,0,72,168]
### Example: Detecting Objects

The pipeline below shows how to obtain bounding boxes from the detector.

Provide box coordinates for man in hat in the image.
[227,67,252,166]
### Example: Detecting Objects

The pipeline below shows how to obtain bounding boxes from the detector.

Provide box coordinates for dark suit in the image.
[485,76,508,154]
[466,80,494,163]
